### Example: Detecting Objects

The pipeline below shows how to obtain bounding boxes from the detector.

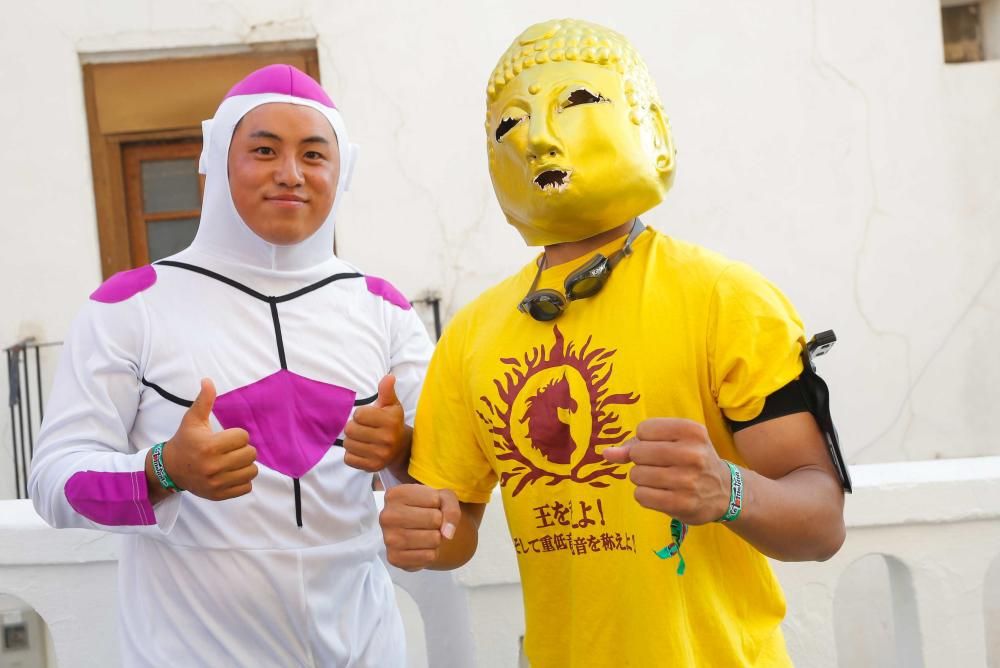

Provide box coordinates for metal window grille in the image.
[5,339,60,499]
[411,295,443,341]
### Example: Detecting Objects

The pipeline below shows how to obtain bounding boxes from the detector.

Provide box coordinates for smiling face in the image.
[227,103,340,246]
[486,20,675,247]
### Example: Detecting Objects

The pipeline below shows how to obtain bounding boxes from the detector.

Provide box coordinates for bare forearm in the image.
[385,426,415,483]
[727,465,845,562]
[428,503,482,570]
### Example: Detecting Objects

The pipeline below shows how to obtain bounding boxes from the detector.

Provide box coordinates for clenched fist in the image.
[151,378,259,502]
[602,417,733,525]
[379,484,460,571]
[343,374,410,473]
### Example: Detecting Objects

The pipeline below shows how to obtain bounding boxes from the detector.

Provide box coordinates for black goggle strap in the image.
[518,254,548,313]
[608,218,646,270]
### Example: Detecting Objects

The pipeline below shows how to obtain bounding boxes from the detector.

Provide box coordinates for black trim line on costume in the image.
[354,394,378,406]
[155,260,363,304]
[141,378,194,408]
[293,478,303,528]
[156,260,268,301]
[334,439,344,447]
[273,273,365,303]
[270,302,288,370]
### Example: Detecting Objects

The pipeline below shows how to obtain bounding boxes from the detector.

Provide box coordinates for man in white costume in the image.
[29,64,433,666]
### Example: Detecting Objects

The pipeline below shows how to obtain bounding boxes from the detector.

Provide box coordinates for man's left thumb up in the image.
[375,374,399,408]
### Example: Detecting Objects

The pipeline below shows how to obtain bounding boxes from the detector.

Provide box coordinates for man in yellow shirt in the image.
[380,19,848,667]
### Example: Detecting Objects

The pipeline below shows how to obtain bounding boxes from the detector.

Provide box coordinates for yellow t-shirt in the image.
[410,227,803,667]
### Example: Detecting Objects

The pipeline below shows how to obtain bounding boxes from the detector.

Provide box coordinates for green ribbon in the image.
[654,518,688,575]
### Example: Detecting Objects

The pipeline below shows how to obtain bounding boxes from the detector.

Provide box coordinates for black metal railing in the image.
[5,339,61,499]
[410,294,443,341]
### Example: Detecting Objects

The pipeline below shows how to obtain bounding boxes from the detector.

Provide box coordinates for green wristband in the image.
[716,460,743,523]
[151,442,183,493]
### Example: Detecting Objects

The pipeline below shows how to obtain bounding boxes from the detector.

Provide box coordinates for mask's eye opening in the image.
[561,89,610,110]
[495,116,524,142]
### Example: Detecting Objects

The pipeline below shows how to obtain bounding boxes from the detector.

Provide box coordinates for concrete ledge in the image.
[0,500,117,565]
[847,456,1000,528]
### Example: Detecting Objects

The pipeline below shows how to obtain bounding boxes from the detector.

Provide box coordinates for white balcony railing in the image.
[2,457,1000,667]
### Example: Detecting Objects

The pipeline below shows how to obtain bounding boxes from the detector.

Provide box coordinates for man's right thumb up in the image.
[186,378,217,425]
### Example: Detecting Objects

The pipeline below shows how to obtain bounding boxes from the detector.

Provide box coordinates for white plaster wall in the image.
[2,0,999,498]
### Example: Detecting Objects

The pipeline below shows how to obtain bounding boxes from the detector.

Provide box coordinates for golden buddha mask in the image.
[486,19,676,246]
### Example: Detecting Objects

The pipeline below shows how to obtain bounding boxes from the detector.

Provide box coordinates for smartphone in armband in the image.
[800,330,852,493]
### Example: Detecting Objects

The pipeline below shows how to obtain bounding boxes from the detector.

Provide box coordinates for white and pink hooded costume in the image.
[29,65,432,666]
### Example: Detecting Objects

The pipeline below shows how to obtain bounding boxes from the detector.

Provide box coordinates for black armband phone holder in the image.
[800,330,852,493]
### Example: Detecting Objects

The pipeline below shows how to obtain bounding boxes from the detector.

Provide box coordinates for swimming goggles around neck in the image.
[517,218,646,321]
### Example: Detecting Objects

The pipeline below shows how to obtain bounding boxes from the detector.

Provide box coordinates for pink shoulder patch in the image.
[365,276,411,311]
[90,265,157,304]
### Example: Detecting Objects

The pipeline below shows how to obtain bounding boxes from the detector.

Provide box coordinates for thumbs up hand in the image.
[154,378,258,501]
[343,374,410,473]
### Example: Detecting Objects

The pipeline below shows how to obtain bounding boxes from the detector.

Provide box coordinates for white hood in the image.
[191,89,358,272]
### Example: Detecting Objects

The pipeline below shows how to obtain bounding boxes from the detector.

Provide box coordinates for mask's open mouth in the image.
[534,169,571,192]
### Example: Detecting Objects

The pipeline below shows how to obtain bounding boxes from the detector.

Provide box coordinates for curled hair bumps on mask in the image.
[486,19,662,121]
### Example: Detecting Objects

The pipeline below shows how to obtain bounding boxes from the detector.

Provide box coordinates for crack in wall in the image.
[342,56,496,323]
[348,73,455,309]
[811,0,1000,461]
[73,2,315,55]
[896,258,1000,455]
[810,0,914,459]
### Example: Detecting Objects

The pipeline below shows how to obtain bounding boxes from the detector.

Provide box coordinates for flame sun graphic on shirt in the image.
[477,326,640,496]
